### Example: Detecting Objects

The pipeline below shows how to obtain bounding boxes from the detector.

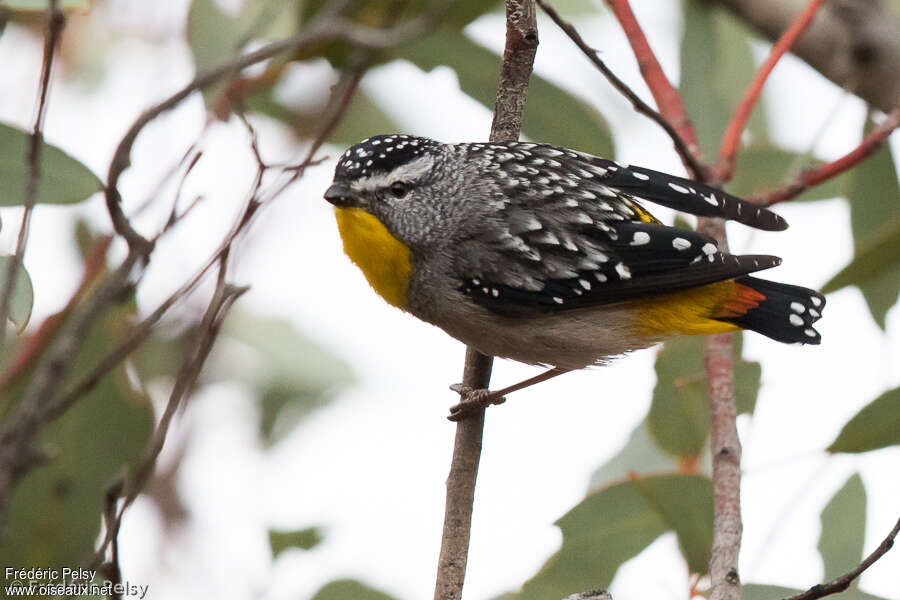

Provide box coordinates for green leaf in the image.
[844,118,900,328]
[269,526,323,558]
[648,333,759,459]
[680,1,767,159]
[726,145,845,202]
[828,387,900,453]
[0,256,34,332]
[512,474,712,599]
[401,32,614,157]
[187,0,243,107]
[818,473,866,581]
[221,311,354,444]
[1,0,90,11]
[0,122,103,206]
[823,214,900,296]
[310,579,399,600]
[743,584,889,600]
[0,294,153,568]
[588,420,679,489]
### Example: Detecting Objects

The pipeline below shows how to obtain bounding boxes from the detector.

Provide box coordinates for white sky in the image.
[1,1,899,599]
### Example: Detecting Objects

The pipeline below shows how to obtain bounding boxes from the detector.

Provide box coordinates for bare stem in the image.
[0,0,64,349]
[433,2,538,599]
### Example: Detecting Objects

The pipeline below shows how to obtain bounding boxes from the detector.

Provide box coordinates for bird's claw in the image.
[447,384,506,421]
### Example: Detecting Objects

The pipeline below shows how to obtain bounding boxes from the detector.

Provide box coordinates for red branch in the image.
[717,0,827,180]
[605,0,702,174]
[755,106,900,206]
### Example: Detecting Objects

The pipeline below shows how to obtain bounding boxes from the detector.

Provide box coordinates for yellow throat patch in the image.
[334,207,412,310]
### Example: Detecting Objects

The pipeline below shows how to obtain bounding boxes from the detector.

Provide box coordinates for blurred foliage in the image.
[0,122,103,206]
[819,473,866,582]
[505,474,712,599]
[269,526,323,558]
[648,333,759,459]
[309,579,399,600]
[0,288,153,568]
[823,118,900,327]
[0,255,34,331]
[828,387,900,453]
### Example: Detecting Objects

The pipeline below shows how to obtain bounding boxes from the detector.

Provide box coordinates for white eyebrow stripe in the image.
[349,154,435,192]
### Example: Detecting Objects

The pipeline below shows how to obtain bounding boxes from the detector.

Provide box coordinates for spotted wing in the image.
[587,157,788,231]
[462,219,781,315]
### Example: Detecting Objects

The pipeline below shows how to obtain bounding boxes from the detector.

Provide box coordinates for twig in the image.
[104,6,437,251]
[785,514,900,600]
[433,3,538,599]
[536,0,704,177]
[717,0,828,180]
[604,0,702,175]
[0,0,64,350]
[89,257,246,574]
[754,105,900,206]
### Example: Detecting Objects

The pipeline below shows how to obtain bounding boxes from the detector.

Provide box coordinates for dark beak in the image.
[324,183,360,208]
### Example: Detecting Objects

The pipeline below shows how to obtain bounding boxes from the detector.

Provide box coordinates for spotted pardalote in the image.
[324,135,824,369]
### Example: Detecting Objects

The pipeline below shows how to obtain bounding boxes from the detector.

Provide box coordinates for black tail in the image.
[720,276,825,344]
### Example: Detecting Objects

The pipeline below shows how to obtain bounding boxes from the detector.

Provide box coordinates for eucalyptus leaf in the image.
[828,387,900,453]
[0,122,103,206]
[0,255,34,332]
[269,526,323,557]
[818,473,866,581]
[310,579,399,600]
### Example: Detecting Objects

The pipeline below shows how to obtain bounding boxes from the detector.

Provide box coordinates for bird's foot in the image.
[447,384,506,421]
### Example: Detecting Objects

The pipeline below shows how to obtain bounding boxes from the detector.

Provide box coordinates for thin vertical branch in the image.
[433,2,538,599]
[0,0,64,350]
[717,0,828,179]
[605,0,703,175]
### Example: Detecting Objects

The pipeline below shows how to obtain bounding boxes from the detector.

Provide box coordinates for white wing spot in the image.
[789,314,804,326]
[632,171,650,181]
[631,232,651,246]
[491,288,499,297]
[553,296,565,304]
[668,182,690,194]
[672,237,691,251]
[809,308,820,318]
[804,328,817,337]
[704,193,718,206]
[595,273,608,282]
[810,296,823,307]
[615,263,632,279]
[578,279,591,291]
[701,243,717,255]
[790,302,805,314]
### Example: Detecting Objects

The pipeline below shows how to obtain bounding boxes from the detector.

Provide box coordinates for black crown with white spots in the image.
[335,134,440,181]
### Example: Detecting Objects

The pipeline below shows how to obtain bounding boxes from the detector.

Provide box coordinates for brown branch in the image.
[104,5,437,252]
[536,0,705,178]
[717,0,828,180]
[89,258,246,576]
[755,105,900,206]
[0,0,64,350]
[605,0,702,175]
[433,3,538,599]
[785,514,900,600]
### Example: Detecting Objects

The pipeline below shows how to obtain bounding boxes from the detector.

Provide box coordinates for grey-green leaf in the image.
[0,122,103,206]
[310,579,399,600]
[845,118,900,328]
[0,255,34,332]
[269,526,323,558]
[588,420,679,489]
[818,473,866,581]
[828,388,900,453]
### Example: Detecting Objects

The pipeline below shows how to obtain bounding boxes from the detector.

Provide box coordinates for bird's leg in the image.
[447,367,570,421]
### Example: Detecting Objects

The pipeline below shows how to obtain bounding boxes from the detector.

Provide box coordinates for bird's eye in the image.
[389,181,409,198]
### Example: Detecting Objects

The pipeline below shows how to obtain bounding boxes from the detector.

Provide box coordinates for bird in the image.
[324,134,824,371]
